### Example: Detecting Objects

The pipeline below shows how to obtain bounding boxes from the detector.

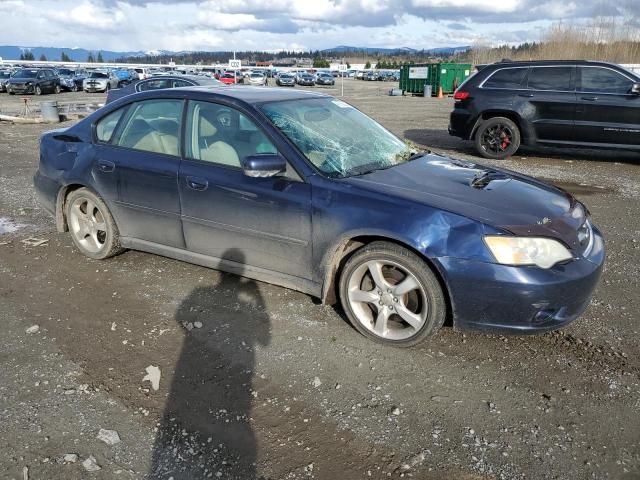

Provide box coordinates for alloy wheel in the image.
[480,123,514,154]
[68,196,108,254]
[346,259,429,340]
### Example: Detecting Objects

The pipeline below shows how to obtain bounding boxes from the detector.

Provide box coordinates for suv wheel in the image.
[339,241,446,347]
[475,116,521,160]
[35,85,42,95]
[54,84,61,94]
[66,188,124,260]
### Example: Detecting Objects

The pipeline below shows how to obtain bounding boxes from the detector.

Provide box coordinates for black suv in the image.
[449,60,640,159]
[6,68,61,96]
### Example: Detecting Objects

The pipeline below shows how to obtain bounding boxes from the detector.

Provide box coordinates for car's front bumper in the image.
[438,227,605,333]
[8,84,34,94]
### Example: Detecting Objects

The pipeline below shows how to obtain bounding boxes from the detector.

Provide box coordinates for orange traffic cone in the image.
[437,86,444,99]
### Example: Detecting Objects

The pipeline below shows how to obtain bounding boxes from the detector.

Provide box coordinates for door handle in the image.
[186,176,208,191]
[97,159,115,173]
[581,96,598,101]
[518,93,534,98]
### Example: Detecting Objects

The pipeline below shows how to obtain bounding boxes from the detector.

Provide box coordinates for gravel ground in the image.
[0,80,638,480]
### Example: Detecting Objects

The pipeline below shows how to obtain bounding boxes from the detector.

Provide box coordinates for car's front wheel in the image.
[475,116,521,159]
[35,85,42,95]
[339,242,446,347]
[66,188,123,260]
[54,84,61,94]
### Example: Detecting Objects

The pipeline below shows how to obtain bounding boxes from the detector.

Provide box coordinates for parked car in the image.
[275,73,296,87]
[218,73,237,85]
[315,72,335,86]
[134,68,150,80]
[55,68,85,92]
[247,72,267,86]
[34,87,604,347]
[296,73,315,86]
[6,68,60,95]
[114,69,134,86]
[83,71,119,93]
[449,60,640,159]
[0,70,11,92]
[106,75,223,104]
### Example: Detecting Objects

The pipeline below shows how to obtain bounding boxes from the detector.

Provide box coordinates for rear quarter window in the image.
[96,108,126,143]
[483,68,528,89]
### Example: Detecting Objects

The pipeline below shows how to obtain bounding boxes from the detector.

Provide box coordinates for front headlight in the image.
[484,236,573,269]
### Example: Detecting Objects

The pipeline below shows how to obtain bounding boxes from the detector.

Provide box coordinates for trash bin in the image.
[423,84,432,97]
[40,101,60,124]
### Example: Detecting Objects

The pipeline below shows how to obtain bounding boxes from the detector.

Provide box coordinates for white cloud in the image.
[0,0,635,52]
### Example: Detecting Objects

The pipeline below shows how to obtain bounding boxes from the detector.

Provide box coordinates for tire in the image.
[474,116,521,160]
[65,188,124,260]
[339,241,446,347]
[54,84,61,94]
[72,84,78,92]
[35,85,42,96]
[106,83,111,91]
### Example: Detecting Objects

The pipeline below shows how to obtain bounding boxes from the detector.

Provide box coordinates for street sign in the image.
[338,64,347,72]
[229,59,241,69]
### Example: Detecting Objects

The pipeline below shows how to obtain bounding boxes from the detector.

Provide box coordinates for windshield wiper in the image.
[347,162,396,177]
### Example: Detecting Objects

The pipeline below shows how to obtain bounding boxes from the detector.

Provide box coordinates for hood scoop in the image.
[470,170,512,190]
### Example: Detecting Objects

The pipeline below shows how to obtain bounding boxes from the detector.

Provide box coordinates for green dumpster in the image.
[400,63,472,96]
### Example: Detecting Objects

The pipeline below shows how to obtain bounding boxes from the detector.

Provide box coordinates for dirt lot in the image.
[0,80,638,480]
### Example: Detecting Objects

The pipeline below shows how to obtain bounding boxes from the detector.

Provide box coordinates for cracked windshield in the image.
[259,98,421,178]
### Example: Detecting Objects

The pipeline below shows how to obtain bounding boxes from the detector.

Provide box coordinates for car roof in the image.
[177,85,328,104]
[486,59,626,68]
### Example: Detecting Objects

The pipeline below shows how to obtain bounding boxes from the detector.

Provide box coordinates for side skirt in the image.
[120,237,322,298]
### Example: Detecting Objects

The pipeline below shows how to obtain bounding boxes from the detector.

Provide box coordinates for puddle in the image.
[539,179,615,196]
[0,217,23,235]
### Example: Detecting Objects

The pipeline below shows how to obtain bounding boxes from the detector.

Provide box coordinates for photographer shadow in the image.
[149,249,270,479]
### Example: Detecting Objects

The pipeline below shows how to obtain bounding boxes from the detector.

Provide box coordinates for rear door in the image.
[523,66,576,142]
[575,66,640,146]
[96,98,186,248]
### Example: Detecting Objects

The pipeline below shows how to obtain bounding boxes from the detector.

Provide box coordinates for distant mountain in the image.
[0,44,471,63]
[321,45,470,55]
[0,45,177,62]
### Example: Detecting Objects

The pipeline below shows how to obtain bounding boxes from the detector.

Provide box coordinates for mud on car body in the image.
[34,86,604,346]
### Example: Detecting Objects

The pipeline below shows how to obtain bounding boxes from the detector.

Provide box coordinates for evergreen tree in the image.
[60,51,73,62]
[23,51,35,61]
[39,54,47,61]
[364,60,371,69]
[87,52,95,63]
[97,51,104,63]
[19,53,24,61]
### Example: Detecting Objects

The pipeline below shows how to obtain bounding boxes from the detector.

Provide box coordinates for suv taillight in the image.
[454,90,470,100]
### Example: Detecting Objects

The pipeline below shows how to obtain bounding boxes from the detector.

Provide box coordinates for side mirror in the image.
[632,83,640,95]
[242,154,286,178]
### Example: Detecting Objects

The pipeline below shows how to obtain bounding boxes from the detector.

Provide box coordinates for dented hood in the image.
[344,153,587,242]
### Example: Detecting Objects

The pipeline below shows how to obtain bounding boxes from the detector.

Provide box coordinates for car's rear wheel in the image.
[339,242,446,347]
[475,116,521,159]
[66,188,123,260]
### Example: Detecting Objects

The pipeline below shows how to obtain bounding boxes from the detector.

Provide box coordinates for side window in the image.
[483,68,528,89]
[579,67,634,94]
[96,107,126,143]
[185,100,277,168]
[137,79,170,92]
[527,67,573,91]
[116,100,183,156]
[171,80,191,88]
[37,71,45,79]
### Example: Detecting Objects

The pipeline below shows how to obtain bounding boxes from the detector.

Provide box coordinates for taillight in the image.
[454,90,470,100]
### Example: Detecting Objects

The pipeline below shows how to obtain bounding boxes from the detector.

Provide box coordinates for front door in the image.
[575,66,640,146]
[524,66,577,143]
[178,100,312,279]
[97,98,185,248]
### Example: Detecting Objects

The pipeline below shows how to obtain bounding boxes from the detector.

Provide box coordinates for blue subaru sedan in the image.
[33,86,605,346]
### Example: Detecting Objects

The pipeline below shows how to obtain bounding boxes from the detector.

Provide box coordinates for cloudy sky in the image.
[0,0,638,52]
